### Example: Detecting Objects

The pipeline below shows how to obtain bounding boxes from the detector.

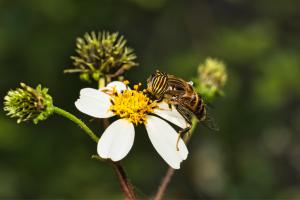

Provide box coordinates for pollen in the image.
[109,84,157,125]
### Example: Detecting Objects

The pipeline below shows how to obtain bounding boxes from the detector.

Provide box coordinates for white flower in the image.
[75,81,188,169]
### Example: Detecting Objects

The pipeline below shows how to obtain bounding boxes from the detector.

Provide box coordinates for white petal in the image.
[75,88,114,118]
[80,88,107,100]
[145,115,188,169]
[154,102,187,129]
[106,81,128,92]
[97,119,135,161]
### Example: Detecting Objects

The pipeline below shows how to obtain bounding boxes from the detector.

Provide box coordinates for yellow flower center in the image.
[109,83,157,125]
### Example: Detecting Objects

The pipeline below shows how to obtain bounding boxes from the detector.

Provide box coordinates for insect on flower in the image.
[75,81,190,169]
[147,70,219,150]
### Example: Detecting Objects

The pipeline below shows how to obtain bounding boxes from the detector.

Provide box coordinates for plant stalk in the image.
[153,117,198,200]
[53,106,99,142]
[112,161,136,200]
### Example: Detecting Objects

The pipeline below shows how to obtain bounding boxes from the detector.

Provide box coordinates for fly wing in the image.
[176,101,220,131]
[175,104,193,124]
[202,110,220,131]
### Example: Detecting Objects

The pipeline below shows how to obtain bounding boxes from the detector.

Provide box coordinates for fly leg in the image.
[175,105,193,151]
[176,123,191,151]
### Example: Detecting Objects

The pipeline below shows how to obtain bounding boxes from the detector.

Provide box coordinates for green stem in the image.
[184,117,198,143]
[98,77,106,89]
[53,106,99,142]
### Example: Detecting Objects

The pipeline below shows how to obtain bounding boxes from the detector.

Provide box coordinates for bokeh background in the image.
[1,0,300,199]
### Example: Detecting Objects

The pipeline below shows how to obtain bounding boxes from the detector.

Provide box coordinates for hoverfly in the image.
[146,70,218,150]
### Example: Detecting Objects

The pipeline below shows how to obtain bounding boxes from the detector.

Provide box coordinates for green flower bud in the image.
[65,31,138,83]
[3,83,54,124]
[197,58,228,100]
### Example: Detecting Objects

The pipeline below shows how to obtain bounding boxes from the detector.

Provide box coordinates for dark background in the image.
[1,0,300,198]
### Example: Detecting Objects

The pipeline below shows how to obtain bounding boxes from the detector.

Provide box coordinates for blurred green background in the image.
[1,0,300,199]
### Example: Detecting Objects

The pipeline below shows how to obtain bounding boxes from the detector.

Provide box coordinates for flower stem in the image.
[53,106,99,142]
[112,161,136,200]
[98,77,106,89]
[91,154,135,200]
[153,117,198,200]
[184,117,199,143]
[153,167,175,200]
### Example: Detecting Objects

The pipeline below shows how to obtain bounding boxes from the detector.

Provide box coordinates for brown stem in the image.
[153,118,199,200]
[153,167,175,200]
[112,161,136,200]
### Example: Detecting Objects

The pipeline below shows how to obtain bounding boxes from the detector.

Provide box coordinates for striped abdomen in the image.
[193,95,206,121]
[179,93,207,121]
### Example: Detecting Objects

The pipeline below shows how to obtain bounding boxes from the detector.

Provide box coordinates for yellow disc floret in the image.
[109,83,157,125]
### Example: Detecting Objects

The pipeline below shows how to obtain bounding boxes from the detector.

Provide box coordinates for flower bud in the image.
[65,31,138,83]
[197,58,228,100]
[3,83,54,124]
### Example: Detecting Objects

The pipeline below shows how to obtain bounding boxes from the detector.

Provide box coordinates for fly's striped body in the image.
[147,70,218,150]
[147,70,207,122]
